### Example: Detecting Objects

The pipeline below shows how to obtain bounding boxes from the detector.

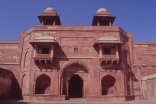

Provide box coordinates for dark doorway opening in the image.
[68,75,83,98]
[101,75,116,95]
[0,68,22,99]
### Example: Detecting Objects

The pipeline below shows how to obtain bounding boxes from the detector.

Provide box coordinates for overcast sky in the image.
[0,0,156,42]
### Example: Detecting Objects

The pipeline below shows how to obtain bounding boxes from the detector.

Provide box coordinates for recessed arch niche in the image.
[101,75,116,95]
[35,74,51,94]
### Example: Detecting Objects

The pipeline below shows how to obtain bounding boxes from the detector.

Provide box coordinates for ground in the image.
[1,100,156,104]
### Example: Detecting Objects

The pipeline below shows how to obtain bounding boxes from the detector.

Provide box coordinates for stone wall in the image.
[134,43,156,76]
[0,42,20,64]
[141,74,156,100]
[134,42,156,100]
[0,68,22,99]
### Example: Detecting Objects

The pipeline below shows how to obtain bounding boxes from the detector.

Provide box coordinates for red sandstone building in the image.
[0,7,156,101]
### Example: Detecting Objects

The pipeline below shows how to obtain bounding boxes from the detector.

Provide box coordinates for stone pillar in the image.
[99,45,103,58]
[130,76,133,95]
[33,45,37,57]
[60,77,63,95]
[97,21,100,26]
[116,46,119,60]
[66,79,69,97]
[41,22,44,25]
[51,45,53,57]
[109,22,112,26]
[53,20,56,25]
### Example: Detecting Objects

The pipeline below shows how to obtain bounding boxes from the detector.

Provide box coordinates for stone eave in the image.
[142,74,156,80]
[26,25,127,33]
[135,42,156,45]
[0,40,19,44]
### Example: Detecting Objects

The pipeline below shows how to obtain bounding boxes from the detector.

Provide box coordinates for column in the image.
[51,45,54,57]
[53,20,56,25]
[109,22,112,26]
[33,45,37,57]
[97,20,100,26]
[116,46,119,60]
[99,45,103,58]
[60,77,63,95]
[66,77,69,98]
[41,22,44,25]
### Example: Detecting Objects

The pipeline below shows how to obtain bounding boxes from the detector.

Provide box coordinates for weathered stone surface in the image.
[0,7,155,102]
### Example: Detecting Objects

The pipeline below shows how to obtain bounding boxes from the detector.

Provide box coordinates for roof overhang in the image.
[30,36,58,45]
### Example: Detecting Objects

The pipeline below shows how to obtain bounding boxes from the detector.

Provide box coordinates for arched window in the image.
[35,74,51,94]
[101,75,116,95]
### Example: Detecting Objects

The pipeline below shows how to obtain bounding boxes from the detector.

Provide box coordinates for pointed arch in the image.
[61,61,91,75]
[101,75,116,95]
[61,61,90,98]
[0,68,22,99]
[35,74,51,94]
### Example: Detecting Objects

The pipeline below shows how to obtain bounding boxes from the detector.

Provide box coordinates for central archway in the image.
[68,75,83,98]
[61,62,89,99]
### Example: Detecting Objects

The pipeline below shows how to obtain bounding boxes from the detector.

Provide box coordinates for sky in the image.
[0,0,156,42]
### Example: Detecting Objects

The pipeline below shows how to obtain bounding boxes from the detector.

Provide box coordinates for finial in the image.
[50,0,53,7]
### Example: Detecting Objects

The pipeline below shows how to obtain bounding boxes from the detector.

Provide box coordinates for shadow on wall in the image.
[0,100,28,104]
[0,68,23,100]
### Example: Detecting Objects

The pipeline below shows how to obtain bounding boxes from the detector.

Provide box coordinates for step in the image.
[1,100,156,104]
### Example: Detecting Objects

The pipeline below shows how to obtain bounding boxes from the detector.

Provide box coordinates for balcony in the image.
[33,54,53,60]
[100,55,120,68]
[100,54,119,61]
[101,55,117,59]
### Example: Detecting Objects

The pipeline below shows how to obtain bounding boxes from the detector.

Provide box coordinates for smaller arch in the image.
[101,75,116,95]
[35,74,51,94]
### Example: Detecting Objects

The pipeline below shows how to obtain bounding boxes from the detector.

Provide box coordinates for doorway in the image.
[68,75,83,98]
[101,75,116,95]
[35,74,51,94]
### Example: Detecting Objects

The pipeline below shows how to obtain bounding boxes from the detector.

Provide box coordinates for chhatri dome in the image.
[38,7,61,25]
[41,7,57,16]
[92,7,115,26]
[96,8,112,16]
[97,8,107,13]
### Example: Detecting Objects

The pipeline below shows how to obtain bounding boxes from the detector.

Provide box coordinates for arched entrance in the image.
[61,62,89,99]
[35,74,51,94]
[101,75,116,95]
[68,75,83,98]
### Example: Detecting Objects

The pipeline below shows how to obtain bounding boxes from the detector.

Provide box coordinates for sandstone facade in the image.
[0,7,156,101]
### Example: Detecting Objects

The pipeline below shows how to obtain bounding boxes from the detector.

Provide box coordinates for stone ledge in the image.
[142,74,156,80]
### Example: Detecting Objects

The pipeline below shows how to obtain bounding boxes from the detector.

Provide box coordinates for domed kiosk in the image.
[92,8,116,26]
[38,7,61,25]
